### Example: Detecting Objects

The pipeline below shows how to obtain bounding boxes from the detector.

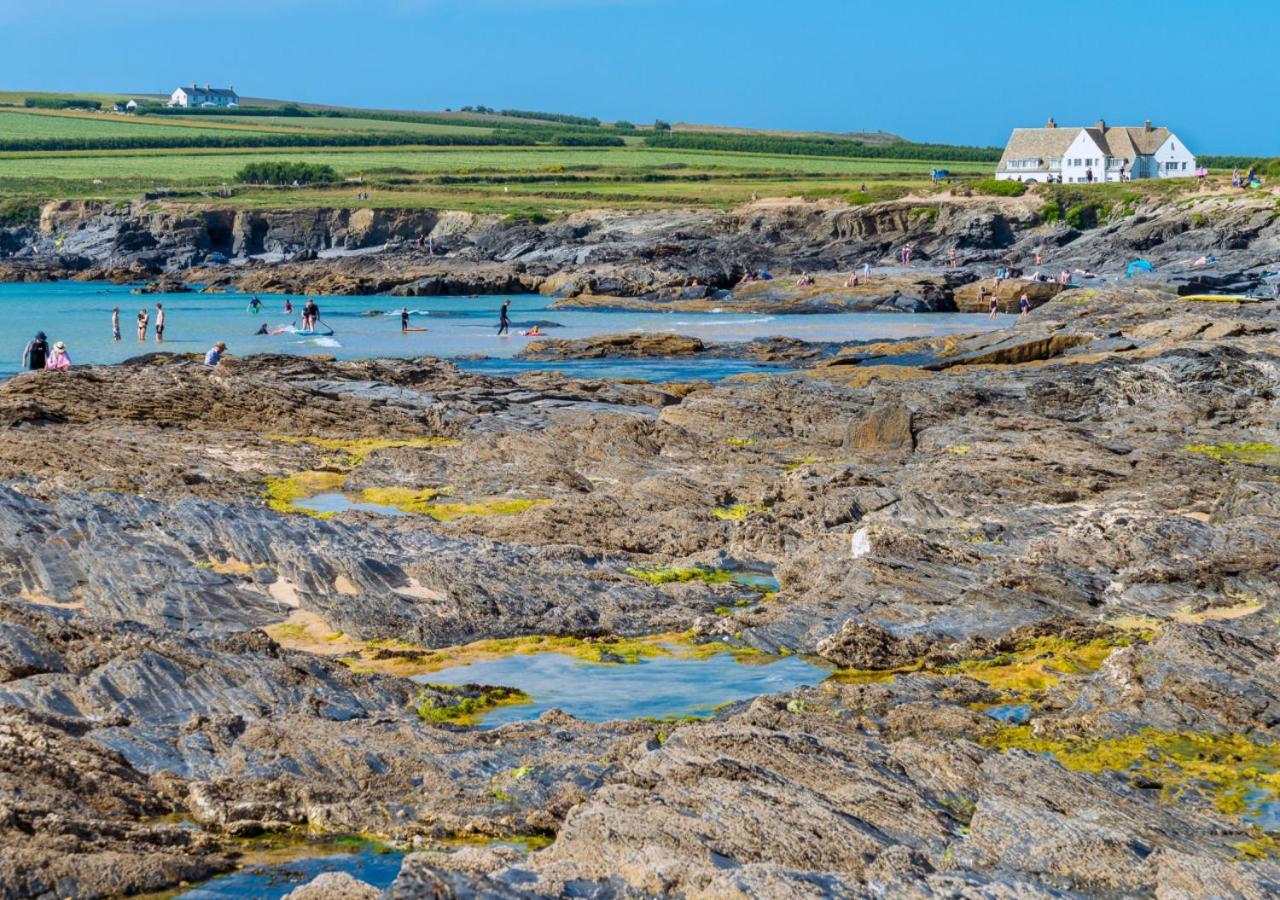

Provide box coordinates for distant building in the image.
[168,83,239,108]
[996,118,1196,184]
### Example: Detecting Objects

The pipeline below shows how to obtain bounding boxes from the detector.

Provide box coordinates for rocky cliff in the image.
[4,190,1278,302]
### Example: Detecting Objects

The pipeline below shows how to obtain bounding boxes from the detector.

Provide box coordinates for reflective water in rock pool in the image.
[0,282,1007,379]
[984,703,1032,724]
[727,571,781,592]
[292,492,408,517]
[177,845,404,899]
[416,649,827,726]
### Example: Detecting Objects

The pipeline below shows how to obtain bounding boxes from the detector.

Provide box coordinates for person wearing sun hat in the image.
[21,331,49,371]
[44,341,71,371]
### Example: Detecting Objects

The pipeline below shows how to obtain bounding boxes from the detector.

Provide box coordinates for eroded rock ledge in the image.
[0,288,1277,897]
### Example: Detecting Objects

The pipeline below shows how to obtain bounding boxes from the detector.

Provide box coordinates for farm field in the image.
[163,114,498,136]
[0,146,989,181]
[0,91,993,215]
[0,109,268,140]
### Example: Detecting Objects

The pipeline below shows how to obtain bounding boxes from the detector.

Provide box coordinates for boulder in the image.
[283,871,381,900]
[843,402,914,453]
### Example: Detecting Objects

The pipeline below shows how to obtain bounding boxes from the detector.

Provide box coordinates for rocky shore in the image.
[3,190,1278,308]
[0,281,1277,896]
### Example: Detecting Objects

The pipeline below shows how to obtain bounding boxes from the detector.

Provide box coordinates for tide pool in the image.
[415,648,827,726]
[0,281,1008,380]
[177,845,404,899]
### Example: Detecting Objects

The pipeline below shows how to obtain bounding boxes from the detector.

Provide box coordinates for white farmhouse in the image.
[996,118,1196,184]
[168,83,239,108]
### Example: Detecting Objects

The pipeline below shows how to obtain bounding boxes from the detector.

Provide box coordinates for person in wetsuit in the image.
[497,299,510,336]
[401,307,410,332]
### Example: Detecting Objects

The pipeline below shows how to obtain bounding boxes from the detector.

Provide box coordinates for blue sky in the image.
[0,0,1272,153]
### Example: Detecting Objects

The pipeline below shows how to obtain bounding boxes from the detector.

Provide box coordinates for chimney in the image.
[228,85,234,92]
[1144,119,1153,132]
[191,81,197,89]
[1096,118,1107,131]
[1046,117,1056,128]
[204,83,210,90]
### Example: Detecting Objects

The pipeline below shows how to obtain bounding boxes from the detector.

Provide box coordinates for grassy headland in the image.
[0,92,1269,218]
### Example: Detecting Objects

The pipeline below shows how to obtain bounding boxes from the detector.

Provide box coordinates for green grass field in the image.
[0,109,268,139]
[163,114,496,137]
[0,91,992,215]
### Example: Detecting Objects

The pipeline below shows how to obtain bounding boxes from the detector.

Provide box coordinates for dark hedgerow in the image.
[234,161,339,185]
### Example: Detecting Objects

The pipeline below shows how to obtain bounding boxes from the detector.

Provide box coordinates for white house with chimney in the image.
[996,119,1196,184]
[168,83,239,108]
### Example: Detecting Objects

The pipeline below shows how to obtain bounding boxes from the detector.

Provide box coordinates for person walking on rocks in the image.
[111,307,121,342]
[1019,291,1031,320]
[137,308,149,342]
[21,331,49,371]
[497,299,511,336]
[154,303,165,343]
[988,291,1000,320]
[863,260,872,280]
[204,342,226,366]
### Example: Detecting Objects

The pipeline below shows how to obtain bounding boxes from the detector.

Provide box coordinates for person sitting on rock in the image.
[205,342,227,366]
[44,341,71,371]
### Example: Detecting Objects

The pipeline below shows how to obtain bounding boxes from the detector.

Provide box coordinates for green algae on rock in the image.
[415,684,531,726]
[711,503,767,521]
[980,726,1280,837]
[1185,442,1280,465]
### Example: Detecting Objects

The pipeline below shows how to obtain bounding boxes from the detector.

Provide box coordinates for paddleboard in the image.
[402,327,429,332]
[294,329,336,337]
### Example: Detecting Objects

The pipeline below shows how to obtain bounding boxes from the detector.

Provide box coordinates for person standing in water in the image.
[248,295,263,315]
[400,307,410,333]
[111,307,121,342]
[137,308,149,341]
[21,331,49,371]
[154,303,165,342]
[284,298,293,314]
[497,299,511,336]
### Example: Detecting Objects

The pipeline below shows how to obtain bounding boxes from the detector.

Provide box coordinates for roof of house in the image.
[997,128,1079,171]
[175,86,238,97]
[998,124,1177,171]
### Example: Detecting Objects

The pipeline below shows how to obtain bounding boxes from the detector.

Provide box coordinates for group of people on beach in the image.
[121,304,166,342]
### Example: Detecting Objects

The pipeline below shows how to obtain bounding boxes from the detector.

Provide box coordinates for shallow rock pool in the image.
[176,844,404,899]
[415,647,828,726]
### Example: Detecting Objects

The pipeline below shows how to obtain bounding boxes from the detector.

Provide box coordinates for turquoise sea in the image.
[1,282,1009,380]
